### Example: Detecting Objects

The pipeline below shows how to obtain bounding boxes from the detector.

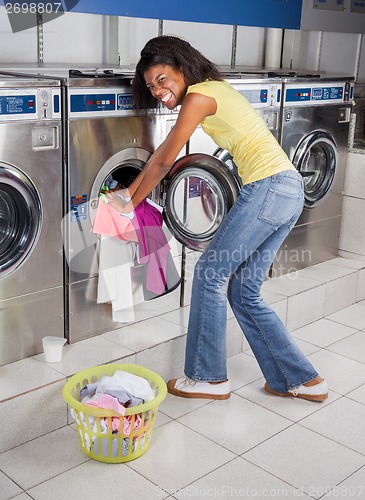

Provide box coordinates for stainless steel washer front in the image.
[272,78,354,276]
[0,75,63,366]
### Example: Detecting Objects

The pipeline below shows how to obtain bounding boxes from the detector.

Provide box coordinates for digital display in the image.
[117,93,134,110]
[0,94,36,115]
[70,94,116,112]
[285,86,344,103]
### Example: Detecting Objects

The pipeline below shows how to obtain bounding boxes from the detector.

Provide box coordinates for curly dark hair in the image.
[132,35,223,109]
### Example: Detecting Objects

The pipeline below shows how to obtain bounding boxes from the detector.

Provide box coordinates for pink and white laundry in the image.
[92,199,138,242]
[92,196,180,323]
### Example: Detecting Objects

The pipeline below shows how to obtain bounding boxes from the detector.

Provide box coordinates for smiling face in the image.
[144,64,188,110]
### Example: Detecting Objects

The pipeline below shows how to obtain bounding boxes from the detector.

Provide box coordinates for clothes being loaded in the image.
[92,175,181,322]
[70,370,154,458]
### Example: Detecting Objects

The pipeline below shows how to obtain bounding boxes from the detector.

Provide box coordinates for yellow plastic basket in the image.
[62,363,167,463]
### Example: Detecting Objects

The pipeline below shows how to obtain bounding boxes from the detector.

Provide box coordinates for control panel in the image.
[229,82,281,108]
[0,88,61,121]
[284,81,354,106]
[68,88,136,117]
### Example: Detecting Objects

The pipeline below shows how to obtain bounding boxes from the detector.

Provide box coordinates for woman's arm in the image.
[106,92,217,212]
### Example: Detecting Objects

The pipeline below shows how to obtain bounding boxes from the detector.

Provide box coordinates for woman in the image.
[106,35,328,402]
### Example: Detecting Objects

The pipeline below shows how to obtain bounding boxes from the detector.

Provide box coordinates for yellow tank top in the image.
[187,80,296,185]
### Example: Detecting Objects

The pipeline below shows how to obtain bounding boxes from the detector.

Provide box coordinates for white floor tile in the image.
[159,393,212,420]
[0,359,64,401]
[227,352,263,391]
[154,410,173,429]
[286,284,325,331]
[261,289,287,304]
[292,318,358,348]
[0,471,22,499]
[235,378,341,422]
[324,272,358,315]
[298,261,357,282]
[103,316,186,352]
[226,316,245,357]
[271,298,288,325]
[174,456,309,499]
[293,338,323,356]
[0,427,88,490]
[27,459,166,500]
[160,306,190,328]
[346,383,365,405]
[306,349,365,395]
[136,335,186,381]
[326,304,365,331]
[358,269,365,302]
[326,331,365,364]
[178,393,292,455]
[244,424,365,499]
[33,336,134,377]
[326,257,365,270]
[127,420,235,493]
[0,381,66,454]
[300,396,365,455]
[322,465,365,498]
[263,273,322,296]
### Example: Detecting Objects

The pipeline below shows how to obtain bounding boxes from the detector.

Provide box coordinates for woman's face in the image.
[144,64,187,110]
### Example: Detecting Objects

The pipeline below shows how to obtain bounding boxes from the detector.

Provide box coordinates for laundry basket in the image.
[62,363,167,463]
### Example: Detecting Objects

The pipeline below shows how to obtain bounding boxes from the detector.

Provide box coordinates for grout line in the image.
[0,378,66,404]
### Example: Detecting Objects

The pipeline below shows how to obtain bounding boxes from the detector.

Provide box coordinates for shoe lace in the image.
[289,387,299,396]
[183,377,197,387]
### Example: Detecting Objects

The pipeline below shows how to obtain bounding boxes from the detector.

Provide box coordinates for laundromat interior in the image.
[1,1,365,498]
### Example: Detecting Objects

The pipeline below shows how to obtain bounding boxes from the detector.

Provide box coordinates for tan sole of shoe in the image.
[264,382,328,402]
[167,380,230,400]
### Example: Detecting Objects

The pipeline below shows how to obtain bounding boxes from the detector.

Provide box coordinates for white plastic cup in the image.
[42,336,67,362]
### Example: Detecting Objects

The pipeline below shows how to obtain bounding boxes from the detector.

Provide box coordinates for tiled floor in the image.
[1,258,365,499]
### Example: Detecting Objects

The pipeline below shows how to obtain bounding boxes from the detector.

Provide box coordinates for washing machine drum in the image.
[293,130,338,208]
[164,153,241,251]
[0,163,41,278]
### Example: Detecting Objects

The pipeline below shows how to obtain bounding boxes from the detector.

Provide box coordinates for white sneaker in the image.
[167,377,231,400]
[264,379,328,402]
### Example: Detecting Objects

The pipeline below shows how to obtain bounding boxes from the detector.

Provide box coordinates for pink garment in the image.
[132,200,170,295]
[92,199,138,242]
[85,394,126,416]
[108,413,143,435]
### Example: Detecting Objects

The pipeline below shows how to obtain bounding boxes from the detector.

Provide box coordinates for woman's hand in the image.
[104,191,134,214]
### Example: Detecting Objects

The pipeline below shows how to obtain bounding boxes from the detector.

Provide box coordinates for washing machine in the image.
[271,77,354,276]
[0,74,63,366]
[54,70,176,342]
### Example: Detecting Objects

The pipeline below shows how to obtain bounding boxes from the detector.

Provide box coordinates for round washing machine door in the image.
[0,162,42,278]
[163,153,241,251]
[292,130,338,208]
[89,147,154,224]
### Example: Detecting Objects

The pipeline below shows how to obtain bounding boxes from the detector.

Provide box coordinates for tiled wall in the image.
[339,152,365,261]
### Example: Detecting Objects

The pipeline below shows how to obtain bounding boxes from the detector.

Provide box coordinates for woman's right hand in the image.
[104,191,134,214]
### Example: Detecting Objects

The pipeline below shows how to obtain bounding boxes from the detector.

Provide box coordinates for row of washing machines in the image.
[0,67,354,365]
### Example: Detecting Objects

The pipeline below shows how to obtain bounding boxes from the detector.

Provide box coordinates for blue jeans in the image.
[184,170,318,393]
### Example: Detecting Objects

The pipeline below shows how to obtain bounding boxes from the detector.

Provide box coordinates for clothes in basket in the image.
[70,370,154,457]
